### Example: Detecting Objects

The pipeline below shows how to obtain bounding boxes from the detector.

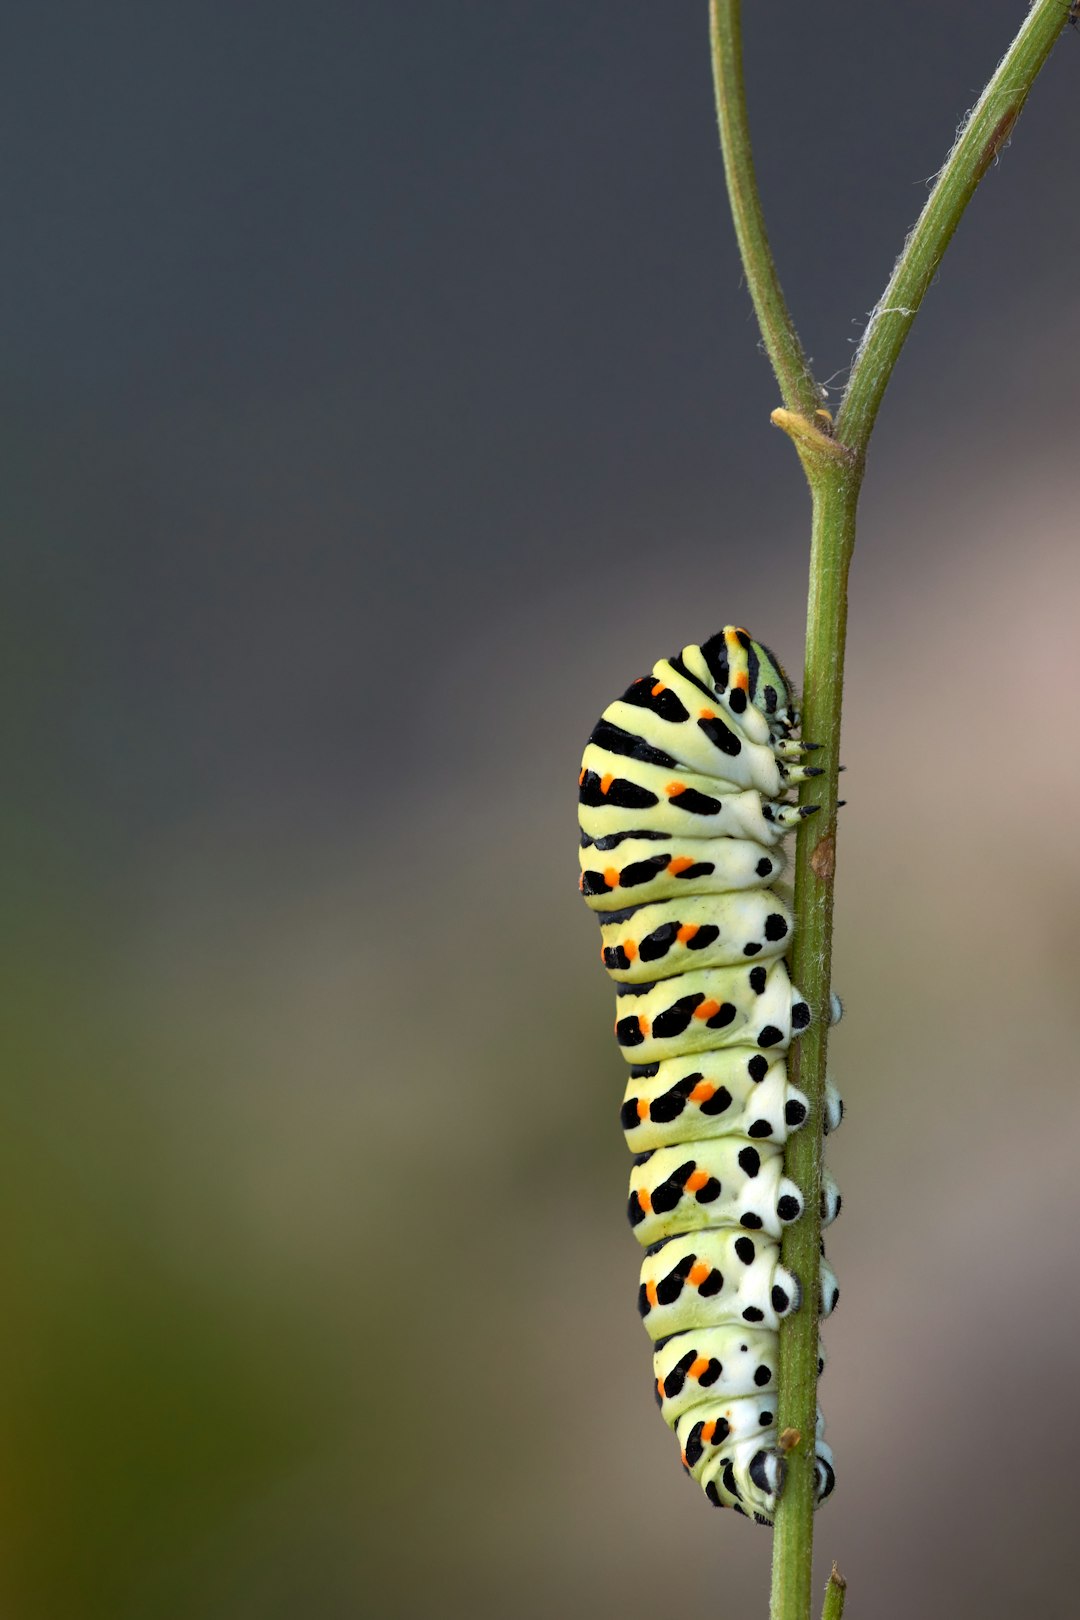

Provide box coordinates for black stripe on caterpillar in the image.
[577,626,843,1522]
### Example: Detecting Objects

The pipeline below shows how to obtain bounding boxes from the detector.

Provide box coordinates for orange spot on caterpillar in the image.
[676,924,698,944]
[657,1379,666,1400]
[680,1449,689,1469]
[603,867,620,889]
[689,1080,715,1103]
[646,1280,659,1308]
[698,707,716,720]
[694,999,721,1021]
[688,1262,710,1287]
[636,1098,649,1121]
[623,940,638,960]
[637,1188,652,1214]
[734,672,749,691]
[667,856,693,876]
[702,1420,717,1445]
[689,1357,710,1381]
[638,1015,650,1038]
[600,773,614,795]
[578,768,585,785]
[686,1170,709,1193]
[664,781,687,797]
[577,874,584,891]
[651,682,666,696]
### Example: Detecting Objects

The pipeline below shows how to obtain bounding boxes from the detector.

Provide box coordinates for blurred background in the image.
[4,3,1080,1616]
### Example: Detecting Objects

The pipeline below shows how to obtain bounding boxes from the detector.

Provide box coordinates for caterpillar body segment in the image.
[599,890,793,982]
[628,1139,805,1245]
[577,626,843,1524]
[637,1229,802,1340]
[579,753,793,846]
[594,687,785,794]
[579,832,785,910]
[620,1052,811,1156]
[612,960,808,1064]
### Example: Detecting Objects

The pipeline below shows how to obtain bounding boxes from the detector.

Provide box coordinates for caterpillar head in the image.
[700,626,797,733]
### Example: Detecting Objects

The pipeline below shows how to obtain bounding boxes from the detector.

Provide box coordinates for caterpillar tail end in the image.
[697,1433,836,1522]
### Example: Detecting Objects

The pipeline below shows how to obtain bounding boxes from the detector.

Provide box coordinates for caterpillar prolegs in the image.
[576,626,843,1523]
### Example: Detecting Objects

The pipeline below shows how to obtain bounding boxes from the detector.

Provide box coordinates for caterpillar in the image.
[576,625,842,1524]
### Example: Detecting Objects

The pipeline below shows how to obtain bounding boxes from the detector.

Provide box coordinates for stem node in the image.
[770,408,852,471]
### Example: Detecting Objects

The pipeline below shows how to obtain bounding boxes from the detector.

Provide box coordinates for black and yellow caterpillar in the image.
[577,626,841,1523]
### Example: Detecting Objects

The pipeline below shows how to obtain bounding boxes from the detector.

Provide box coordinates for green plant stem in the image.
[770,466,859,1620]
[837,0,1068,454]
[821,1565,847,1620]
[708,2,1068,1618]
[708,0,819,419]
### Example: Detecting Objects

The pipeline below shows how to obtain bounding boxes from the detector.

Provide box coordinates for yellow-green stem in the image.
[770,466,859,1620]
[708,0,818,418]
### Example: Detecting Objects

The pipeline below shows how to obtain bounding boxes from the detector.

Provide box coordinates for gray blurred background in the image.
[5,4,1080,1616]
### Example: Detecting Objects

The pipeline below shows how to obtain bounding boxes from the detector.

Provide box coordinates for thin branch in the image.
[821,1565,847,1620]
[837,0,1068,453]
[708,0,820,419]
